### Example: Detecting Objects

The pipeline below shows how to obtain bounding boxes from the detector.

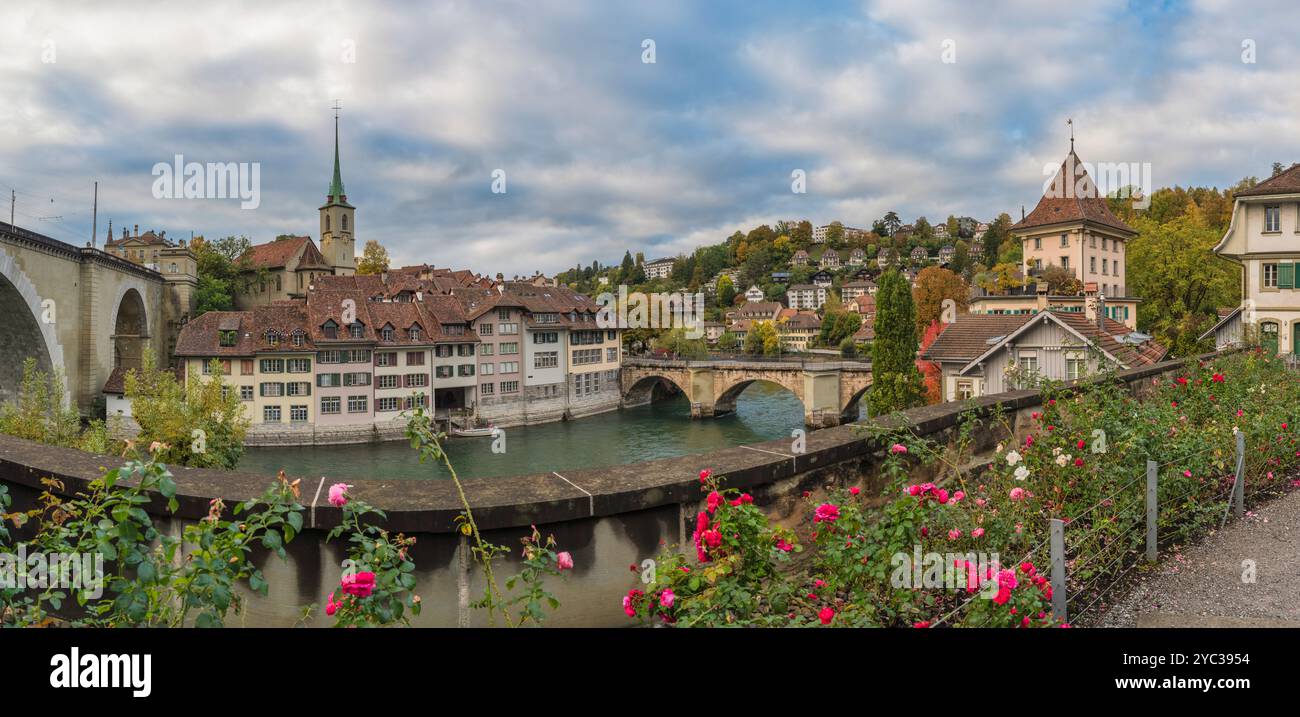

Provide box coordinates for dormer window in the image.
[409,325,422,341]
[323,320,338,339]
[218,330,238,347]
[349,322,364,339]
[381,325,395,342]
[291,329,306,347]
[265,330,281,348]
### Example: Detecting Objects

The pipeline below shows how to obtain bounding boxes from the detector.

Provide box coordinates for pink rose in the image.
[813,503,840,523]
[818,607,835,625]
[849,486,861,496]
[659,589,675,609]
[1009,487,1026,502]
[556,551,574,570]
[340,571,376,598]
[947,529,961,541]
[890,443,908,454]
[328,482,352,508]
[972,527,985,538]
[699,469,712,483]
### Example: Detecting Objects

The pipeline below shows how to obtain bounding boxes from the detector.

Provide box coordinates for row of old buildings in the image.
[103,118,624,443]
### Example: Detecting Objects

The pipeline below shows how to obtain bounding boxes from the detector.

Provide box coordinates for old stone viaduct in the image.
[620,356,874,428]
[0,221,184,412]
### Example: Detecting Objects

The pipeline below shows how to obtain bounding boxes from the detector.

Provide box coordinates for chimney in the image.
[1083,282,1098,324]
[1035,282,1048,311]
[133,224,139,238]
[1096,291,1106,332]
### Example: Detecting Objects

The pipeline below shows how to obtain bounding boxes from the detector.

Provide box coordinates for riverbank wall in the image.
[0,353,1207,627]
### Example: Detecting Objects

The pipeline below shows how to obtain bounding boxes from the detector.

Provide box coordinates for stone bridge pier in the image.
[621,358,873,429]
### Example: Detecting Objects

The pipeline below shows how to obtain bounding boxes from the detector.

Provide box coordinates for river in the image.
[237,383,846,481]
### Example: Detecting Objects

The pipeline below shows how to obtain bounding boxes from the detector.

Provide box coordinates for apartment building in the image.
[645,257,676,280]
[786,284,828,311]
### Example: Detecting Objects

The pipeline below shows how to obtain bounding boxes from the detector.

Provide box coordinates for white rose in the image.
[1006,450,1022,466]
[1014,465,1030,481]
[1054,454,1068,467]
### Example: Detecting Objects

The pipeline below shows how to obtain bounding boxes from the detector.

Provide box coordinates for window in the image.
[607,330,617,341]
[349,323,365,339]
[240,385,254,401]
[1090,256,1096,274]
[956,381,974,400]
[435,345,453,358]
[457,344,475,356]
[406,351,425,365]
[533,332,559,344]
[380,326,395,342]
[201,359,232,375]
[260,382,284,397]
[1265,205,1281,232]
[1102,258,1109,275]
[287,358,311,373]
[263,406,281,423]
[290,405,308,423]
[318,350,342,364]
[480,383,495,396]
[535,351,558,369]
[377,374,400,389]
[500,381,519,394]
[291,330,305,347]
[265,330,281,347]
[1033,237,1042,250]
[573,349,601,365]
[1090,235,1096,248]
[376,397,402,412]
[499,361,519,374]
[436,366,453,378]
[347,349,371,363]
[320,396,341,414]
[607,347,618,362]
[479,344,494,356]
[317,373,341,387]
[480,363,495,375]
[442,324,466,336]
[376,352,397,367]
[1018,355,1038,374]
[409,326,422,341]
[1060,233,1069,248]
[286,382,311,397]
[1033,259,1042,271]
[1061,256,1069,269]
[1264,263,1279,289]
[342,214,348,231]
[406,373,429,387]
[457,365,475,377]
[322,321,338,339]
[499,323,519,335]
[260,359,284,373]
[347,395,368,413]
[343,372,371,386]
[499,342,519,355]
[498,309,511,320]
[571,331,603,345]
[219,330,237,347]
[478,323,493,336]
[534,312,558,324]
[1066,356,1086,381]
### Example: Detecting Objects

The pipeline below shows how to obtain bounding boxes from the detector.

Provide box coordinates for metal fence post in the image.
[1234,429,1245,519]
[1049,518,1067,623]
[1145,460,1158,562]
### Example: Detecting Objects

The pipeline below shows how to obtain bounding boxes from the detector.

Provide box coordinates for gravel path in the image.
[1097,486,1300,627]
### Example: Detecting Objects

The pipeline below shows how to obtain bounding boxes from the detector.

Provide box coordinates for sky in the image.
[2,0,1299,277]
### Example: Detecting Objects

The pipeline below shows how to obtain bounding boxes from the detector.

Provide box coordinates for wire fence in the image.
[937,428,1285,627]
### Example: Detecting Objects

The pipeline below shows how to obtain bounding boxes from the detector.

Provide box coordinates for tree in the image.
[191,234,259,313]
[745,321,777,356]
[866,270,924,416]
[194,274,233,314]
[916,320,945,405]
[977,262,1024,295]
[716,331,740,352]
[982,213,1013,263]
[881,211,901,237]
[818,309,861,347]
[912,267,969,338]
[1040,264,1083,296]
[716,274,736,308]
[1127,206,1239,355]
[126,355,249,469]
[355,240,390,275]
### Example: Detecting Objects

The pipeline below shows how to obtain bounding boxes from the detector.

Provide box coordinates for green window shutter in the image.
[1280,263,1295,289]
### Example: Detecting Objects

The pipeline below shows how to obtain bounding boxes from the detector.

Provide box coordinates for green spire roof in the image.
[324,114,353,208]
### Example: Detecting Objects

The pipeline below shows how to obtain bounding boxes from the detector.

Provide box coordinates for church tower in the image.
[319,106,356,276]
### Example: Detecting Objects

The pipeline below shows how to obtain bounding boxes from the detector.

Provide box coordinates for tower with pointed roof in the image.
[319,104,357,276]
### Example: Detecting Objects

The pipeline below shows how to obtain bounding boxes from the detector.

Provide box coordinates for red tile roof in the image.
[923,314,1034,363]
[1234,163,1300,196]
[1013,150,1136,235]
[240,236,330,271]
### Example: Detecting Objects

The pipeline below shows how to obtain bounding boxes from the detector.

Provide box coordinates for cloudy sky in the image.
[2,0,1298,276]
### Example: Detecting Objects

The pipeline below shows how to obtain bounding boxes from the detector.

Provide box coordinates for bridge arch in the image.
[112,286,148,371]
[713,376,803,416]
[622,373,688,408]
[0,249,65,405]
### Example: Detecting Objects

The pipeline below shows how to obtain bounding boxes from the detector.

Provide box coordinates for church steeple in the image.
[319,101,356,275]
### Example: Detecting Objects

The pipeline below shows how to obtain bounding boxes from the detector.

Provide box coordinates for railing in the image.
[625,353,871,370]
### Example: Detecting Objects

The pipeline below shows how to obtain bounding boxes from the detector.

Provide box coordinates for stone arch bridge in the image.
[1,221,178,412]
[621,357,873,428]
